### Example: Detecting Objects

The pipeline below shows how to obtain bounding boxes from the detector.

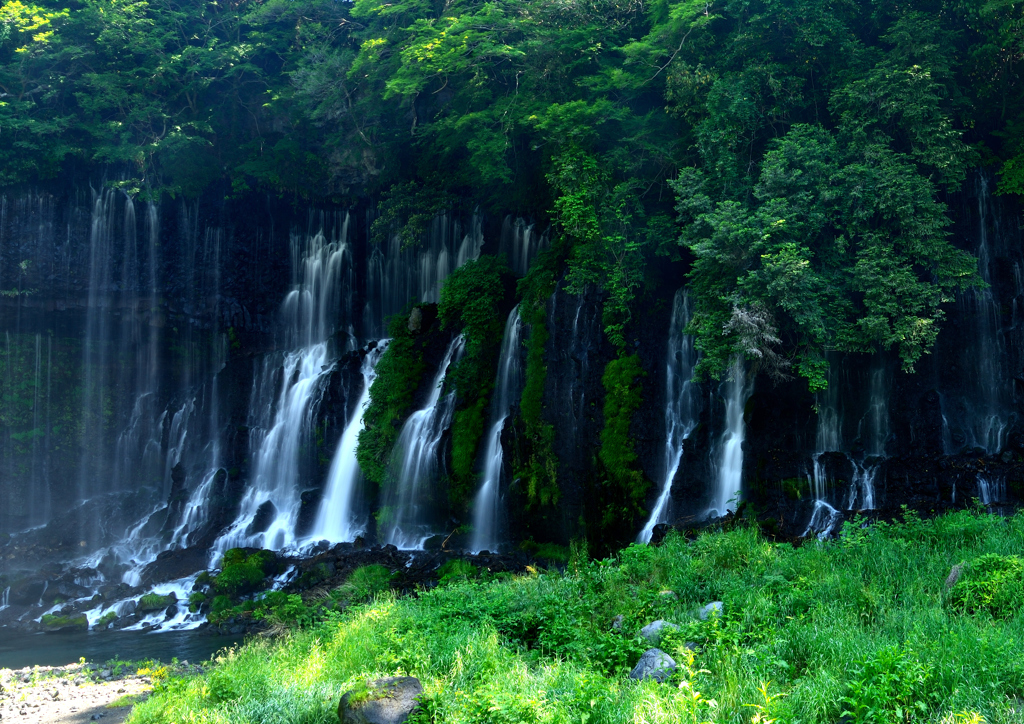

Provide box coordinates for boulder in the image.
[945,563,964,592]
[640,619,679,645]
[245,501,278,537]
[338,676,423,724]
[698,601,723,621]
[139,547,210,587]
[629,649,676,683]
[611,614,624,632]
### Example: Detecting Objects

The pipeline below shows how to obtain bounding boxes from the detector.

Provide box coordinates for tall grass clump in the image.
[128,509,1024,724]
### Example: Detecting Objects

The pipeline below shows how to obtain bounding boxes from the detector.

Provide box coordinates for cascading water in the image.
[943,174,1010,454]
[499,216,550,277]
[212,215,355,553]
[381,336,464,550]
[471,307,523,553]
[709,357,751,517]
[806,357,886,536]
[638,290,699,543]
[308,343,389,544]
[363,212,483,338]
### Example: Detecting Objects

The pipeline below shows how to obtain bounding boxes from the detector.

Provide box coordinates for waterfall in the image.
[710,357,750,516]
[363,211,483,338]
[471,307,523,553]
[638,290,699,543]
[807,357,886,531]
[381,336,464,550]
[308,343,388,543]
[499,216,550,277]
[803,499,843,539]
[211,214,354,552]
[943,175,1010,454]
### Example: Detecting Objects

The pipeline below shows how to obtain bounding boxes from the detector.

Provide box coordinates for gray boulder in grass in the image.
[698,601,723,620]
[629,648,677,683]
[338,676,423,724]
[640,619,680,645]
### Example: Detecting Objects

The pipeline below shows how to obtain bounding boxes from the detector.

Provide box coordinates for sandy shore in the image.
[0,663,154,724]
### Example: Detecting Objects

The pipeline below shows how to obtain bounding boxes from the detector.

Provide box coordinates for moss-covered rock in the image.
[40,613,88,632]
[137,592,178,612]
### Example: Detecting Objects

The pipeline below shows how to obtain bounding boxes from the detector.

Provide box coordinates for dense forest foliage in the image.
[2,0,1022,385]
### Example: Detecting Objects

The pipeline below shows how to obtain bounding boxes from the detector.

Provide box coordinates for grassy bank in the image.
[128,509,1024,724]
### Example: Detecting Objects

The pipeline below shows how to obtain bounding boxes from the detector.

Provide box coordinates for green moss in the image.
[356,314,428,486]
[213,549,278,597]
[599,354,646,508]
[96,610,118,628]
[40,613,88,630]
[516,259,559,507]
[137,592,177,612]
[449,398,489,505]
[438,256,510,509]
[780,478,806,501]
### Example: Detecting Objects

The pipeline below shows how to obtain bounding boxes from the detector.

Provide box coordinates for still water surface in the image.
[0,629,243,669]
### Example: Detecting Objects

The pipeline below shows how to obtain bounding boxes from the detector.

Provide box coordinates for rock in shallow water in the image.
[629,649,676,683]
[338,676,422,724]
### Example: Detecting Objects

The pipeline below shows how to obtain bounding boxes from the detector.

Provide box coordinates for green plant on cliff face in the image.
[515,255,558,507]
[596,354,647,536]
[356,314,427,486]
[438,256,509,509]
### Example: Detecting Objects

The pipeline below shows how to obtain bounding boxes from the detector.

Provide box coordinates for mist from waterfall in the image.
[471,307,523,553]
[638,290,698,543]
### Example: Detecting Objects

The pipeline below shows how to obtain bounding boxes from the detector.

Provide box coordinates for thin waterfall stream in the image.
[709,357,751,517]
[638,290,698,543]
[381,336,464,550]
[471,307,523,553]
[308,342,389,544]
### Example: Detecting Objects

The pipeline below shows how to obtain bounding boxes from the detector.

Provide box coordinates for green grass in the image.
[128,509,1024,724]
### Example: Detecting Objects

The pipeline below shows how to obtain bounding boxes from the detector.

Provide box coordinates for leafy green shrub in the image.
[519,540,570,564]
[841,646,931,724]
[334,564,394,602]
[948,553,1024,618]
[252,591,316,628]
[214,549,278,597]
[206,671,239,704]
[187,592,206,613]
[437,559,478,585]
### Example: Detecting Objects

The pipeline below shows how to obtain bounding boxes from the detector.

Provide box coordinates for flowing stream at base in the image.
[470,308,522,553]
[638,290,699,543]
